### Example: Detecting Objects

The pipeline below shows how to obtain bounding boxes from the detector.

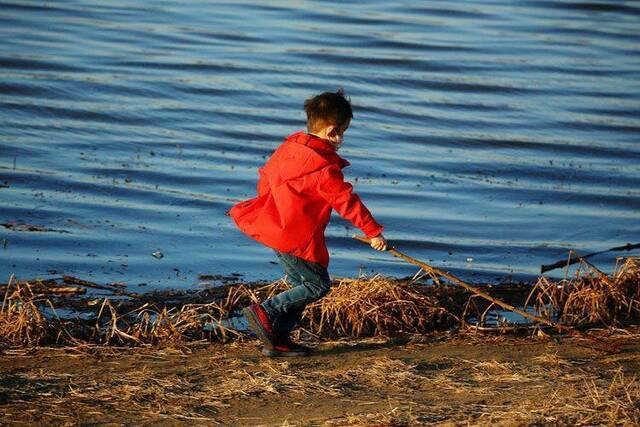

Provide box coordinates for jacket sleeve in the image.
[316,164,384,238]
[257,167,269,196]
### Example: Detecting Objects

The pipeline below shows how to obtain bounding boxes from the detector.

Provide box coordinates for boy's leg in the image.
[270,251,305,340]
[243,250,305,350]
[261,251,330,336]
[275,307,304,341]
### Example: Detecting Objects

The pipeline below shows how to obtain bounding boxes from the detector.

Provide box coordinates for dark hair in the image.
[303,89,353,133]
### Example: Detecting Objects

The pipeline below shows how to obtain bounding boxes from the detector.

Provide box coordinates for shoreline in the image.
[2,259,639,424]
[1,257,638,348]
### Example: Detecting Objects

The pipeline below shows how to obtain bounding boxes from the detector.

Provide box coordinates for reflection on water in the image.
[1,0,639,291]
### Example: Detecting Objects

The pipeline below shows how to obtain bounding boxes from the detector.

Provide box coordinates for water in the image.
[1,0,639,291]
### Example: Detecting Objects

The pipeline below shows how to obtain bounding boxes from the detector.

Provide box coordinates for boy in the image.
[228,89,387,357]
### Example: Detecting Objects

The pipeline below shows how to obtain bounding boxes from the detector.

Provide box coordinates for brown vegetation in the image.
[529,257,640,326]
[1,259,640,425]
[1,333,639,425]
[1,258,639,351]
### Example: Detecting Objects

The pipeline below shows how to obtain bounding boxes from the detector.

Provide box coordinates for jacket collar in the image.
[286,131,350,168]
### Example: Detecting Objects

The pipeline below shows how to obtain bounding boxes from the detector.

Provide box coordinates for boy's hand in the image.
[370,234,388,251]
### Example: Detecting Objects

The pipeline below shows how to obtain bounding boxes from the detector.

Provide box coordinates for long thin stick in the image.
[62,276,140,298]
[541,242,640,274]
[353,235,618,352]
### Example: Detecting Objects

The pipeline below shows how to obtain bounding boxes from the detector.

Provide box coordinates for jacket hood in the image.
[269,131,350,182]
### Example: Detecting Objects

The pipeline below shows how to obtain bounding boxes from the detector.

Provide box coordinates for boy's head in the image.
[304,89,352,148]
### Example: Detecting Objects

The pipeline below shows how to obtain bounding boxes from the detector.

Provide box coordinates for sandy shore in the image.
[1,329,638,426]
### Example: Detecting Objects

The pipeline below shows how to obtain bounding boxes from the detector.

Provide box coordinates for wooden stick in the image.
[353,234,619,352]
[541,242,640,274]
[0,280,86,295]
[7,286,86,295]
[62,276,140,298]
[43,286,87,295]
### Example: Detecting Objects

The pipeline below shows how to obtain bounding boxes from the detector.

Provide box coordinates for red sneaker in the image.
[243,304,276,349]
[262,339,311,357]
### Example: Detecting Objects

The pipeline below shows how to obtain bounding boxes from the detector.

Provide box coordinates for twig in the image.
[62,275,140,298]
[541,243,640,274]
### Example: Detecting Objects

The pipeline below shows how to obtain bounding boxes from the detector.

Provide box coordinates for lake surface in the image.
[1,0,639,291]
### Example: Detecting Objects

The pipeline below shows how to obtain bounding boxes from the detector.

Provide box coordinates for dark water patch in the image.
[173,85,250,97]
[0,81,77,100]
[527,64,638,77]
[108,60,262,75]
[520,24,640,43]
[185,28,267,44]
[291,51,490,73]
[402,135,640,160]
[356,102,518,121]
[468,185,640,213]
[84,167,244,189]
[84,80,172,101]
[437,164,639,193]
[567,106,640,118]
[0,101,155,126]
[398,5,499,20]
[85,3,174,17]
[0,56,86,73]
[0,1,63,12]
[560,89,639,100]
[526,1,640,15]
[294,9,418,28]
[555,119,640,134]
[204,128,285,144]
[377,76,544,94]
[360,38,477,53]
[153,107,301,128]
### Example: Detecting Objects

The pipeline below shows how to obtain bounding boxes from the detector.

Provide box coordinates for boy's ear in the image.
[326,125,338,138]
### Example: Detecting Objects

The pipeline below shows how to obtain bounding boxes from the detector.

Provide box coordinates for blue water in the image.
[1,0,639,291]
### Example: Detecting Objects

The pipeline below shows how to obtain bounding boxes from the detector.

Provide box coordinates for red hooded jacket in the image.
[228,131,384,267]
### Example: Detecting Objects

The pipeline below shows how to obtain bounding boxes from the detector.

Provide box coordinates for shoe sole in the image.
[262,347,310,357]
[242,306,275,348]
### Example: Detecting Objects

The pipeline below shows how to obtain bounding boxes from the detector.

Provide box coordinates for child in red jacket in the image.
[229,89,387,356]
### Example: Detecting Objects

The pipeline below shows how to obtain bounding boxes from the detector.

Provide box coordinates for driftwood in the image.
[353,235,619,352]
[541,243,640,274]
[0,278,86,296]
[62,276,140,298]
[0,284,86,295]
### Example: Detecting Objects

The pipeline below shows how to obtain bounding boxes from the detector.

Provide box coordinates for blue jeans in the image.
[261,249,331,338]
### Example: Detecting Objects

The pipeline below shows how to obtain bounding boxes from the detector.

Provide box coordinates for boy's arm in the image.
[257,167,269,196]
[317,164,384,238]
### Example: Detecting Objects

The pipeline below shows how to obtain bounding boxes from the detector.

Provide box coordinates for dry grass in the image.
[0,278,288,349]
[324,404,422,427]
[209,356,426,402]
[322,352,640,426]
[472,367,640,426]
[529,257,640,327]
[575,368,640,425]
[96,300,242,346]
[1,277,50,346]
[1,257,639,349]
[209,359,348,400]
[303,275,455,338]
[1,337,639,425]
[2,364,227,422]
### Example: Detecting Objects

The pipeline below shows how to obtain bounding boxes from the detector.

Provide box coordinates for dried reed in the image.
[573,368,640,425]
[1,257,639,349]
[303,275,455,338]
[529,257,640,327]
[0,276,48,346]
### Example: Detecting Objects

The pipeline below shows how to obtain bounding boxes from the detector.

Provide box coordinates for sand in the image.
[1,329,639,426]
